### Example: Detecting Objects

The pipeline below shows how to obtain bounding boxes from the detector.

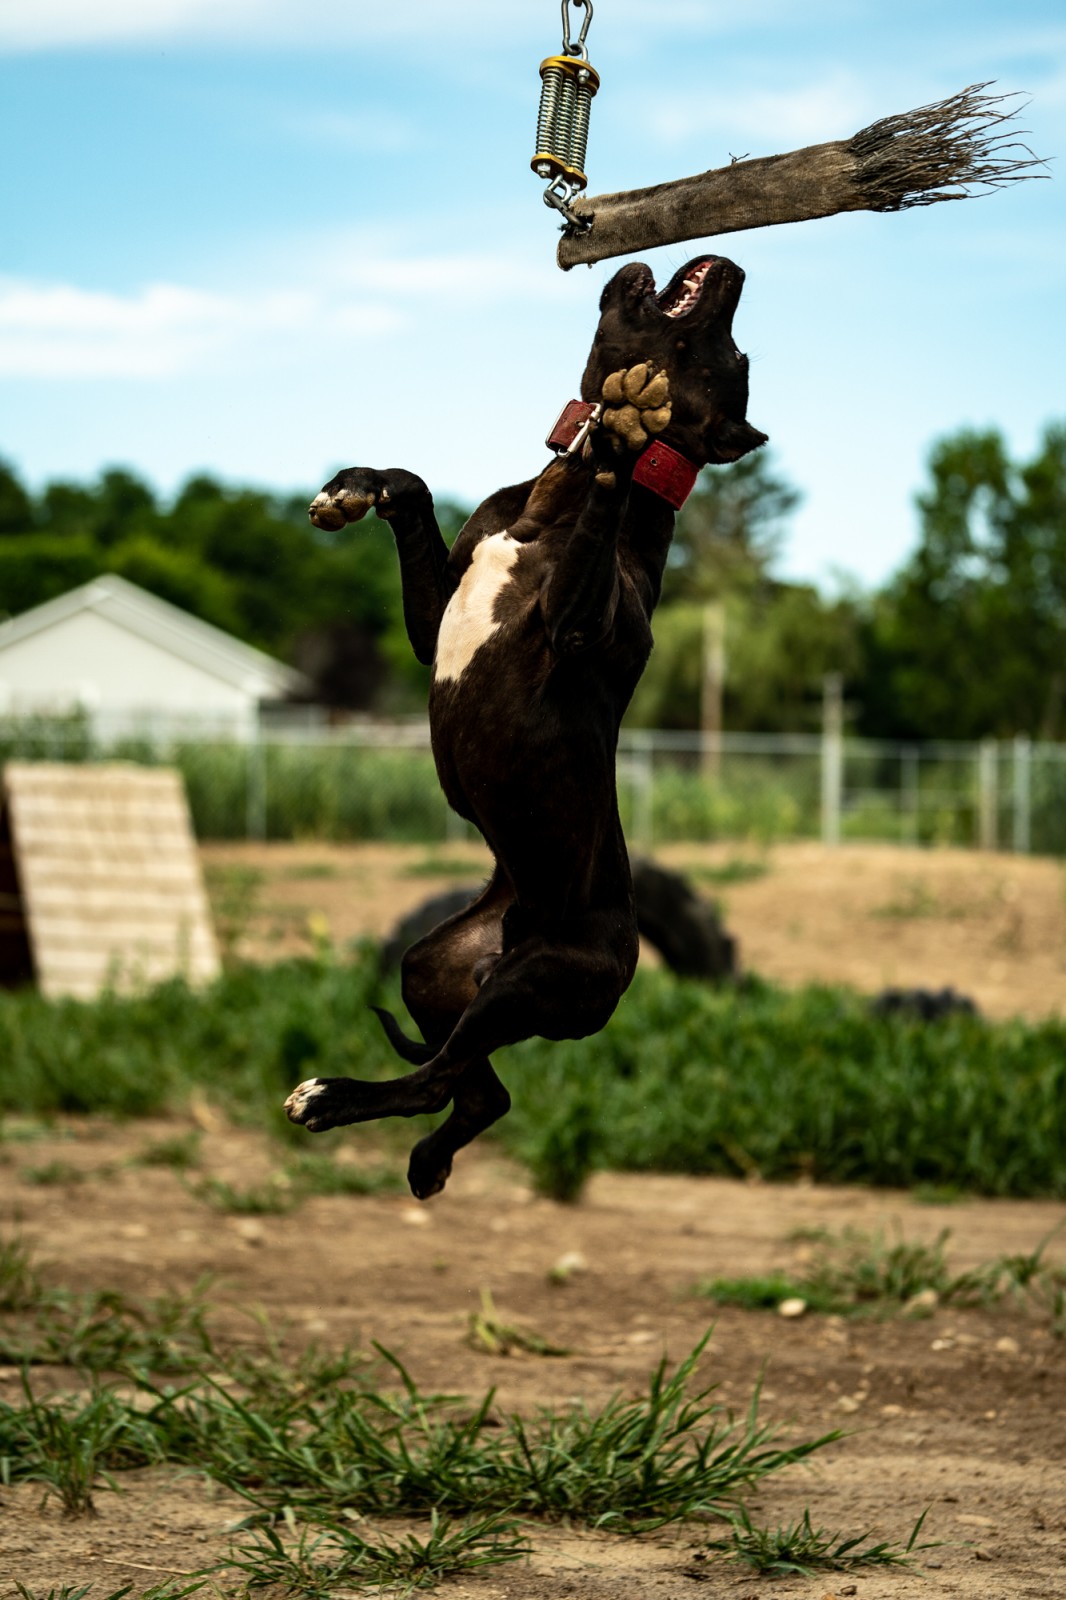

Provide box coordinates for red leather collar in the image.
[631,440,699,510]
[546,398,699,510]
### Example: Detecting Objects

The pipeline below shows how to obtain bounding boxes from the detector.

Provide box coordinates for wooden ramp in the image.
[0,762,220,999]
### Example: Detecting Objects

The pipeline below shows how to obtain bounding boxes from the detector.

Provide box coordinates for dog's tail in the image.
[370,1005,435,1065]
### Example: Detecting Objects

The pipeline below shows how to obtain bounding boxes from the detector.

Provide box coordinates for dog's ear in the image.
[709,418,768,463]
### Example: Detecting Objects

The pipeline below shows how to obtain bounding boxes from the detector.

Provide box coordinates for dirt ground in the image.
[2,842,1065,1598]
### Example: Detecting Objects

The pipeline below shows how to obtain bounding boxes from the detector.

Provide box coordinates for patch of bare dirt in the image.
[2,1120,1064,1599]
[6,841,1064,1594]
[200,840,1066,1021]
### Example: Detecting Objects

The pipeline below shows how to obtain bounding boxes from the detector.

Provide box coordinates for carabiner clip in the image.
[561,0,593,59]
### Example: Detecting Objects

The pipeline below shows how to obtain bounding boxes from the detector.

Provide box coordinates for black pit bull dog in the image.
[285,255,765,1198]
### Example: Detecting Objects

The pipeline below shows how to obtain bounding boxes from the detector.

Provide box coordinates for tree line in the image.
[1,422,1063,741]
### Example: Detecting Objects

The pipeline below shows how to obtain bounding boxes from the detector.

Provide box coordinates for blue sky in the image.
[1,0,1062,589]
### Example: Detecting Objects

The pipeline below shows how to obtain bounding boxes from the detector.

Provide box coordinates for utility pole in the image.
[820,672,844,846]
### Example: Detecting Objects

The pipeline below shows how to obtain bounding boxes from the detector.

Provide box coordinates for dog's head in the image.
[581,255,767,467]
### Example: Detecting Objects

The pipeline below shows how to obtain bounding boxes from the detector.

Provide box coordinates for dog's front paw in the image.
[309,468,383,532]
[600,365,672,453]
[309,467,430,532]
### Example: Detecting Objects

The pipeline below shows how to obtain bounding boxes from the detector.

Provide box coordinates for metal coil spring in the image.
[532,56,597,187]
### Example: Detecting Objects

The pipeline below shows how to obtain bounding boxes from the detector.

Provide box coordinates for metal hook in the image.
[561,0,592,58]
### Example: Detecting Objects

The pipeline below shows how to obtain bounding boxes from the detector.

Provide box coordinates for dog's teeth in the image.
[683,278,699,291]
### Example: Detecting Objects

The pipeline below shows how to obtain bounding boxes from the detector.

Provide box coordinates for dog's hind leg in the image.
[285,913,633,1135]
[285,869,516,1198]
[406,1059,511,1200]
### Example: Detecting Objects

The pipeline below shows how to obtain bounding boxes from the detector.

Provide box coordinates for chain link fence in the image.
[2,713,1065,855]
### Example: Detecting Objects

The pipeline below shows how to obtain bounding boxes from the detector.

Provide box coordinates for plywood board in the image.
[2,762,220,999]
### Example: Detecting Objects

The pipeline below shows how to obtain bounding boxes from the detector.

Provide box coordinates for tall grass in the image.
[2,953,1065,1196]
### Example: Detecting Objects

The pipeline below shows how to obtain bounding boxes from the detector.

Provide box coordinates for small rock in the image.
[995,1336,1020,1355]
[880,1402,904,1418]
[550,1250,588,1284]
[400,1206,431,1226]
[837,1394,862,1414]
[778,1297,807,1318]
[930,1337,954,1351]
[235,1218,264,1243]
[905,1287,939,1314]
[120,1223,149,1239]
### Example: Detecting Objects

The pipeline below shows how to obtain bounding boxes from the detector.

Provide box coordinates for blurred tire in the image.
[379,859,738,982]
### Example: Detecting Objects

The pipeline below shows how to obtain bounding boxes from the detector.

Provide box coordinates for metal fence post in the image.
[820,674,843,846]
[631,730,654,852]
[1012,735,1031,854]
[977,738,998,851]
[902,746,920,845]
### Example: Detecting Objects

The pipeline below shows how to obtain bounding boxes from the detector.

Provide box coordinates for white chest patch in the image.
[434,531,521,684]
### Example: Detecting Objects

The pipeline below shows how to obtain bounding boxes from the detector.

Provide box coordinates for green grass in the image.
[187,1154,403,1215]
[0,1278,843,1584]
[682,856,770,886]
[0,1324,835,1532]
[402,854,487,878]
[20,1160,93,1186]
[222,1508,528,1595]
[0,1253,216,1371]
[14,1587,206,1600]
[0,1236,45,1312]
[702,1505,935,1576]
[697,1224,1066,1322]
[2,951,1066,1198]
[133,1131,203,1170]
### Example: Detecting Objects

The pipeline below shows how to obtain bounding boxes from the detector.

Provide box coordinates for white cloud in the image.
[0,0,261,51]
[0,278,399,378]
[0,238,575,380]
[644,72,878,152]
[0,0,792,54]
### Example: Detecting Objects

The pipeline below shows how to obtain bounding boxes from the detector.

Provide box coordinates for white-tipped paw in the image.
[284,1078,328,1124]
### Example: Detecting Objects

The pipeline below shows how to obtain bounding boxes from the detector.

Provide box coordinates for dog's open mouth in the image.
[657,259,715,318]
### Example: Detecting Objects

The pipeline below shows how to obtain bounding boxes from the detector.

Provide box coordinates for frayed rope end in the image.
[850,82,1050,211]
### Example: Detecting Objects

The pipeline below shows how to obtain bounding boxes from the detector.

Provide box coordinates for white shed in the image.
[0,573,307,739]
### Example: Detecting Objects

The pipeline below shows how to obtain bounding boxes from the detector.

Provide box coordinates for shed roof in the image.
[0,573,307,698]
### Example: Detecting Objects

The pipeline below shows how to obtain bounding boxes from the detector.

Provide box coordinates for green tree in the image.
[0,459,34,536]
[664,450,801,602]
[859,424,1066,739]
[628,450,858,731]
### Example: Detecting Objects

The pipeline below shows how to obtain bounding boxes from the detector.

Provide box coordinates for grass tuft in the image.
[697,1223,1066,1322]
[223,1507,527,1594]
[466,1289,571,1358]
[703,1505,937,1576]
